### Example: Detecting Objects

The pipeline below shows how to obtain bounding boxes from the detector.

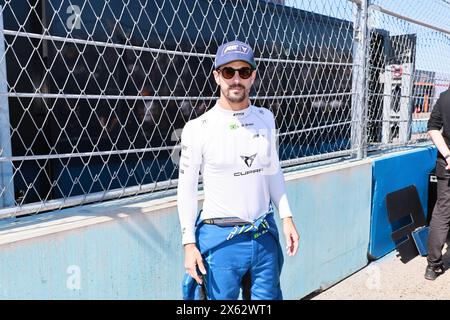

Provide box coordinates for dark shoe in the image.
[424,264,445,281]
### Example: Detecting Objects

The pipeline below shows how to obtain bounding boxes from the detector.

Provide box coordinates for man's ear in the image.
[213,70,220,86]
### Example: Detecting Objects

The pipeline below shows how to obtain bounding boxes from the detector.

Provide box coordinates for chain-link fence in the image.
[0,0,444,218]
[365,0,450,151]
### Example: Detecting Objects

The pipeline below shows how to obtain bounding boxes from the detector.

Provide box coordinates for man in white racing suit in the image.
[177,40,299,300]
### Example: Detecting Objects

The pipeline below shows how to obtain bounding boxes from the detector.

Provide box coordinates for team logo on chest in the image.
[240,153,257,168]
[234,153,262,177]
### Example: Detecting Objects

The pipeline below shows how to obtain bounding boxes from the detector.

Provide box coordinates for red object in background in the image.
[393,65,403,78]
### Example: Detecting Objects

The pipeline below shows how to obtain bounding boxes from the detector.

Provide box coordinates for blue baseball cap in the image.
[214,40,256,70]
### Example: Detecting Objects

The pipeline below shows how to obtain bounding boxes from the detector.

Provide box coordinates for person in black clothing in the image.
[426,88,450,280]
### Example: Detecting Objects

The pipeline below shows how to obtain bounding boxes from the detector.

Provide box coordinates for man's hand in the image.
[428,130,450,169]
[184,243,207,284]
[282,217,299,256]
[446,157,450,170]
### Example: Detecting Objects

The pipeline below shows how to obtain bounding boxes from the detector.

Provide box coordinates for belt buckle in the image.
[203,219,214,225]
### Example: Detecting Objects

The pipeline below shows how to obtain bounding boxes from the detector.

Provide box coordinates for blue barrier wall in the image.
[0,198,185,299]
[280,161,372,297]
[0,159,372,299]
[368,146,437,260]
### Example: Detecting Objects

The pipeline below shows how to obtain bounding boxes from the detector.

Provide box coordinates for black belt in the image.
[202,217,251,227]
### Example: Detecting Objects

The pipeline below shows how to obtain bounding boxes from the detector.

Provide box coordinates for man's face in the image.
[213,61,256,104]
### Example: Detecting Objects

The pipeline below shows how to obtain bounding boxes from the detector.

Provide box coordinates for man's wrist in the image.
[184,243,196,249]
[445,153,450,160]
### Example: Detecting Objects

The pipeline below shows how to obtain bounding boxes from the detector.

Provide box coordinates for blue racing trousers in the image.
[182,211,284,300]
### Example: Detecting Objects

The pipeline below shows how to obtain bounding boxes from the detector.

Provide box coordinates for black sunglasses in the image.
[217,66,254,79]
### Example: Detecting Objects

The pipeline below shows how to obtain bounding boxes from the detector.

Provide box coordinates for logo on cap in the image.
[222,44,249,56]
[215,40,256,69]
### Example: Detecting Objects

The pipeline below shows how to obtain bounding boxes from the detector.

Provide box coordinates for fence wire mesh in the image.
[366,0,450,150]
[0,0,442,218]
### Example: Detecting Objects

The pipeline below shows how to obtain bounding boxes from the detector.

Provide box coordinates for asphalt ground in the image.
[311,243,450,300]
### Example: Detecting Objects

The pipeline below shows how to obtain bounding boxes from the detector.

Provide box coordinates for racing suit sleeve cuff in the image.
[182,232,197,246]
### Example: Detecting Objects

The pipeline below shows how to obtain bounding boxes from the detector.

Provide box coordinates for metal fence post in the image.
[0,7,14,208]
[351,0,369,159]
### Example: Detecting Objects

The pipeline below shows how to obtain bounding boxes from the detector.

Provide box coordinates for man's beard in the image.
[222,84,247,103]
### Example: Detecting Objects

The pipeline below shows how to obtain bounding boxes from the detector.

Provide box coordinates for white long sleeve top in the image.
[177,103,293,244]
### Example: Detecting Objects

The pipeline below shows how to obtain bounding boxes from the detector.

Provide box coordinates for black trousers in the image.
[427,157,450,267]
